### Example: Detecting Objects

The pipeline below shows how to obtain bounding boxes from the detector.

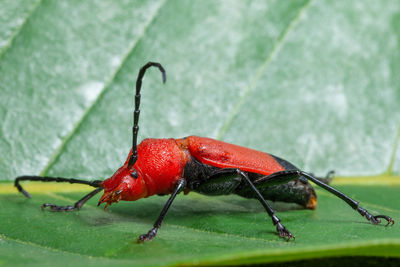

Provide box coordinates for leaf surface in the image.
[0,0,399,265]
[0,183,399,266]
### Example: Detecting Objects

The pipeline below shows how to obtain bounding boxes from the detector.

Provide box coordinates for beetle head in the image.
[98,164,147,209]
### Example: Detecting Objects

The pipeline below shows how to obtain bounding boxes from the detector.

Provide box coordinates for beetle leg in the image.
[299,171,394,226]
[138,178,186,242]
[260,170,394,227]
[235,169,294,241]
[41,188,103,212]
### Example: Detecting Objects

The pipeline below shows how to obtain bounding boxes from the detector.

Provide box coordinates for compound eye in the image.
[130,171,138,179]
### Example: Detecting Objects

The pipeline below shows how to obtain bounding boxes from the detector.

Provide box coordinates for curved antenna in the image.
[128,62,166,168]
[15,175,102,198]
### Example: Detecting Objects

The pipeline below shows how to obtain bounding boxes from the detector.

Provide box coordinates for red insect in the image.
[15,62,394,242]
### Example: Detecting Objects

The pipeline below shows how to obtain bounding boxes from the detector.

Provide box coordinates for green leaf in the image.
[0,0,400,265]
[0,0,41,55]
[0,183,399,266]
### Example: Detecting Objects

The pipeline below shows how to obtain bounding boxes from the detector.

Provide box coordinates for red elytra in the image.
[185,136,284,176]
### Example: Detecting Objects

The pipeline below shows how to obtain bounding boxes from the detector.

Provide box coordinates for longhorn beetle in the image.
[15,62,394,242]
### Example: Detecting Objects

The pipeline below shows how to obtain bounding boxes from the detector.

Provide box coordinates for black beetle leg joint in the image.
[357,207,366,216]
[271,214,280,225]
[41,203,57,211]
[137,227,158,243]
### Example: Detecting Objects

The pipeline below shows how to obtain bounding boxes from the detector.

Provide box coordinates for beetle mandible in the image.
[15,62,394,242]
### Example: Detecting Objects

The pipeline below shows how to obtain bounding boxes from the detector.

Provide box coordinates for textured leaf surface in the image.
[0,0,400,266]
[0,0,398,180]
[0,0,40,54]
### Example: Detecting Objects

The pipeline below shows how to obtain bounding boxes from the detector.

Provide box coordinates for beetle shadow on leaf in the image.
[220,197,306,212]
[97,194,307,227]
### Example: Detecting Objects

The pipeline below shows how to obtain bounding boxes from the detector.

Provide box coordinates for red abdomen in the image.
[185,136,284,176]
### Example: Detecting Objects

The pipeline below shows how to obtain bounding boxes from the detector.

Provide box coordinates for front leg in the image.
[138,179,186,242]
[42,188,103,211]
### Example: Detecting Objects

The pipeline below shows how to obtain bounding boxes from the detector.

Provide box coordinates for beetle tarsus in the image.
[357,207,394,226]
[40,188,103,212]
[42,203,76,212]
[374,215,395,226]
[234,170,296,241]
[276,222,294,241]
[138,227,158,242]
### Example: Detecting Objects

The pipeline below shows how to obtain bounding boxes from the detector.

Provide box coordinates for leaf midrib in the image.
[0,234,103,260]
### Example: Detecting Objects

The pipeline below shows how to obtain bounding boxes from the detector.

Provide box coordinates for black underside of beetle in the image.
[183,157,316,209]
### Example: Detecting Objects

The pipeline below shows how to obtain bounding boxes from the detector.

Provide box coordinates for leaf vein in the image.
[0,0,43,60]
[39,0,168,176]
[0,234,107,259]
[216,0,313,139]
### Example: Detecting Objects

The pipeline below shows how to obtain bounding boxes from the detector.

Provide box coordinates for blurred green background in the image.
[0,0,399,266]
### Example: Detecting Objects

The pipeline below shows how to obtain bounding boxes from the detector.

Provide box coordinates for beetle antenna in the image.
[128,62,166,168]
[15,175,102,198]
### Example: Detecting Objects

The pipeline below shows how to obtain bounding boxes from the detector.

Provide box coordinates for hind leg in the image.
[257,170,394,226]
[202,168,296,241]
